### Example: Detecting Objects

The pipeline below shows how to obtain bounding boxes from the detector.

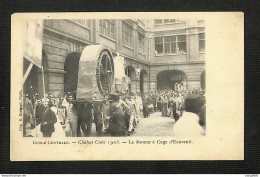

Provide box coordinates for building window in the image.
[99,19,115,39]
[170,19,177,23]
[155,35,186,55]
[199,33,205,52]
[164,36,176,54]
[122,22,133,48]
[155,19,163,24]
[177,35,186,54]
[138,33,145,54]
[155,37,163,54]
[164,19,170,23]
[72,19,91,28]
[155,19,185,25]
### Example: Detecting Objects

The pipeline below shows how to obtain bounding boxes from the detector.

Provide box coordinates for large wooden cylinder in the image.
[77,45,114,102]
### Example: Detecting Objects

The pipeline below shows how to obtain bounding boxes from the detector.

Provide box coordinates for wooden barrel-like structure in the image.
[77,45,114,102]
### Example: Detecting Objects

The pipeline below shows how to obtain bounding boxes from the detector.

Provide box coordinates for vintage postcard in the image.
[10,12,244,161]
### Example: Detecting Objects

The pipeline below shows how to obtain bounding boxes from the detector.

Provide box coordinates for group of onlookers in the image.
[137,88,206,136]
[23,85,206,137]
[23,93,57,137]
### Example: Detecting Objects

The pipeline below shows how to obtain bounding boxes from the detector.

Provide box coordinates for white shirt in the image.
[136,96,143,109]
[66,103,77,121]
[173,112,204,137]
[61,98,69,108]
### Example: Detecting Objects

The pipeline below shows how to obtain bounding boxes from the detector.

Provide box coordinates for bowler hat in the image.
[108,93,119,102]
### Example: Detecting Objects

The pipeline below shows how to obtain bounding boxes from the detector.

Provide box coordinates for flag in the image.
[23,19,43,68]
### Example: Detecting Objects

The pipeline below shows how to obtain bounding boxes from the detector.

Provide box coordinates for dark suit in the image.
[109,102,127,136]
[142,97,149,118]
[171,101,177,121]
[35,104,45,126]
[93,101,103,136]
[77,102,93,137]
[40,108,57,137]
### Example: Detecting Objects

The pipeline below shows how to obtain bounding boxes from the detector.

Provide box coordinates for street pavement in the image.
[132,111,175,136]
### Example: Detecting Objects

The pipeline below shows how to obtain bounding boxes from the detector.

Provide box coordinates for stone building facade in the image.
[24,19,205,98]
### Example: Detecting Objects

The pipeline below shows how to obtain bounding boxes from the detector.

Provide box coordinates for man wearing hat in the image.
[135,93,142,122]
[173,94,205,137]
[142,93,150,118]
[35,99,45,126]
[77,99,93,137]
[108,93,127,136]
[102,95,110,132]
[151,92,157,112]
[125,93,137,136]
[93,92,104,136]
[170,93,178,121]
[64,93,78,137]
[40,99,57,137]
[23,94,34,136]
[161,95,168,117]
[33,93,38,109]
[183,80,187,91]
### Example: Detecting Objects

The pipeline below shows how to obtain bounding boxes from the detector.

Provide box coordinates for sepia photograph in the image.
[22,18,206,138]
[11,12,243,161]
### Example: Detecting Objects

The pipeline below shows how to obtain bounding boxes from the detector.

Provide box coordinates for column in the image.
[95,19,100,44]
[133,22,138,59]
[187,19,199,61]
[145,32,154,91]
[135,78,140,93]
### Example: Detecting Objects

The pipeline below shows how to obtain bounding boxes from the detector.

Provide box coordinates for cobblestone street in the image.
[132,112,175,137]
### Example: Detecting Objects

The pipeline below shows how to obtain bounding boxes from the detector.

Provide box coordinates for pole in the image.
[41,66,46,102]
[23,63,33,85]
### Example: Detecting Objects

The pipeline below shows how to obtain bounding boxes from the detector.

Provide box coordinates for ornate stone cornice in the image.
[186,28,199,35]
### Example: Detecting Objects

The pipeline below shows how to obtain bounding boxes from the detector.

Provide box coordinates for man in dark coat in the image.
[157,94,162,112]
[77,101,93,137]
[35,99,45,126]
[152,93,157,112]
[93,100,104,136]
[172,93,178,121]
[161,95,168,117]
[142,94,149,118]
[108,93,127,136]
[40,101,57,137]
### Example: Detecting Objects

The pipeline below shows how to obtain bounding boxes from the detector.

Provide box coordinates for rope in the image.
[64,66,79,90]
[64,65,79,87]
[64,72,78,89]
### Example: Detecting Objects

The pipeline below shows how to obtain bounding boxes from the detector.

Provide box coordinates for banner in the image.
[23,19,43,68]
[114,55,125,81]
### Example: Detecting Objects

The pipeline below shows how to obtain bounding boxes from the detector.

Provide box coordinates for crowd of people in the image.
[145,89,206,136]
[23,82,206,137]
[23,91,145,137]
